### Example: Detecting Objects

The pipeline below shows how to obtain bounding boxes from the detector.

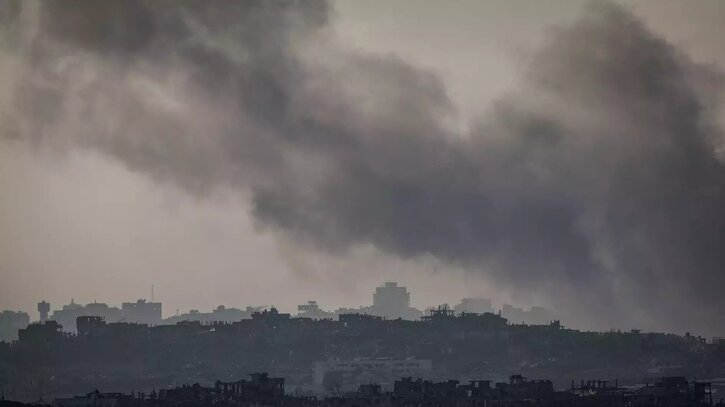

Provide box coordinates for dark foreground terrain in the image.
[2,372,724,407]
[1,309,724,402]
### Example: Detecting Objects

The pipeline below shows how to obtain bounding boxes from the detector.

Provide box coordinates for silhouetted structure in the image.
[25,373,721,407]
[162,305,262,325]
[121,300,161,326]
[313,357,432,391]
[369,282,422,320]
[296,301,335,320]
[502,304,554,325]
[17,320,64,345]
[49,300,122,332]
[0,311,29,342]
[37,302,50,323]
[54,389,144,407]
[158,373,285,406]
[454,297,494,314]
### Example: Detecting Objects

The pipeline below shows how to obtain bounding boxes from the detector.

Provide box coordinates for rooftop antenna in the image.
[151,285,154,302]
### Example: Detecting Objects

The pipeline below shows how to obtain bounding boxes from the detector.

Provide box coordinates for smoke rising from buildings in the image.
[1,1,724,334]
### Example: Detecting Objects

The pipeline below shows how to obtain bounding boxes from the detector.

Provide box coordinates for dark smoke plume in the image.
[1,1,724,334]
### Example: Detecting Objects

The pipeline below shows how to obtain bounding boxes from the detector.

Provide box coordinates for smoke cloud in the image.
[1,1,724,334]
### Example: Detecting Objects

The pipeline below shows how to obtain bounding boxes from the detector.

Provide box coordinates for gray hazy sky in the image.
[1,0,724,335]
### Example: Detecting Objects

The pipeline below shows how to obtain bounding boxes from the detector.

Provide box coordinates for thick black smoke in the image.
[1,1,724,334]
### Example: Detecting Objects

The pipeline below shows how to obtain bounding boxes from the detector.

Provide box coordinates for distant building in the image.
[54,389,144,407]
[313,357,433,392]
[501,304,525,323]
[121,299,162,325]
[215,373,284,399]
[528,306,553,325]
[43,299,166,331]
[50,299,82,330]
[0,310,30,342]
[76,315,107,336]
[251,307,291,324]
[18,320,64,345]
[370,282,422,320]
[49,373,715,407]
[632,376,713,406]
[454,298,494,314]
[50,300,123,332]
[163,305,262,324]
[296,301,335,320]
[38,301,50,322]
[373,282,409,313]
[501,304,553,325]
[158,374,285,405]
[333,306,372,317]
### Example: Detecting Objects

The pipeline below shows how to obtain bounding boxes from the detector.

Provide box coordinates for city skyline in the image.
[2,1,725,338]
[4,281,555,329]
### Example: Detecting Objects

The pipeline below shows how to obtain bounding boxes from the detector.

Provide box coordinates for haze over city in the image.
[2,0,725,338]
